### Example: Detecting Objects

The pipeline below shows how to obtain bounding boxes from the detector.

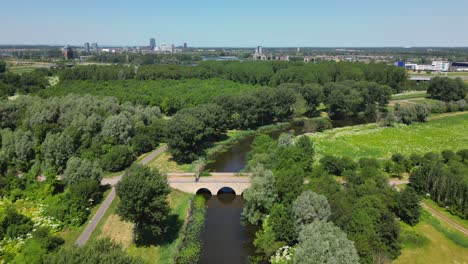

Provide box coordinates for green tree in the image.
[63,157,102,185]
[294,221,359,264]
[116,164,170,238]
[427,77,467,102]
[41,132,75,173]
[269,203,297,244]
[242,164,278,225]
[292,191,331,230]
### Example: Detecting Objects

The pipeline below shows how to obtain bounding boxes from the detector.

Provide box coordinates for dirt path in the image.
[420,202,468,236]
[389,180,468,236]
[75,145,167,246]
[428,111,468,121]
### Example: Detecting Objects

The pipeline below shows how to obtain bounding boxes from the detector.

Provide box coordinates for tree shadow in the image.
[135,214,183,247]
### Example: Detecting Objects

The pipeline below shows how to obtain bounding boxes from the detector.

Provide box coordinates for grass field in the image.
[90,189,192,264]
[147,152,194,173]
[308,112,468,160]
[395,211,468,264]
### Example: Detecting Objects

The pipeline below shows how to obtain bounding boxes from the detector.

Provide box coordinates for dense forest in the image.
[39,79,261,115]
[57,61,407,91]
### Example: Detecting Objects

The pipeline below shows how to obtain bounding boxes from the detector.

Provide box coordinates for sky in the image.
[1,0,467,47]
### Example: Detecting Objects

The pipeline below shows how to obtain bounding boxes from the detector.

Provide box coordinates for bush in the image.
[175,196,206,264]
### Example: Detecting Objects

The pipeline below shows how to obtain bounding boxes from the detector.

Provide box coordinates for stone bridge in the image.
[167,173,252,195]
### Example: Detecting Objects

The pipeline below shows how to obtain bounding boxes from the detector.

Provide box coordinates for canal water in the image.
[199,191,257,264]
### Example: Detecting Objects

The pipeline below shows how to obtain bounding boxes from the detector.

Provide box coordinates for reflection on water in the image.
[199,193,257,264]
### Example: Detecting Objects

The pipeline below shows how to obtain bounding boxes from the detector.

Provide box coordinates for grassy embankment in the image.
[88,189,192,264]
[308,112,468,160]
[395,211,468,264]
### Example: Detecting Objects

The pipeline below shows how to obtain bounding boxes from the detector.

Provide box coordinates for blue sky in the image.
[1,0,467,47]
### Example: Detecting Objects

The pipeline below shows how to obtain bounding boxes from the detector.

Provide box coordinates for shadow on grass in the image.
[134,214,183,247]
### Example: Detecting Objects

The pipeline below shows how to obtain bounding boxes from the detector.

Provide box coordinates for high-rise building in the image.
[84,43,90,52]
[183,42,187,49]
[150,38,156,49]
[91,43,98,52]
[61,46,74,60]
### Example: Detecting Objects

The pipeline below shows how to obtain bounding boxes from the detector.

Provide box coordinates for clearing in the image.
[308,112,468,160]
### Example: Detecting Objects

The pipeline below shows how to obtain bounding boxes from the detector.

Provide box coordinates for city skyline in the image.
[1,0,468,47]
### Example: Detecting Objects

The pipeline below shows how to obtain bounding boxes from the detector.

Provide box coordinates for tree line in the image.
[57,61,407,91]
[167,81,392,162]
[0,62,50,99]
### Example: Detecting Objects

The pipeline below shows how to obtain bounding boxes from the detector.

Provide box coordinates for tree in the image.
[44,238,145,264]
[101,113,134,144]
[41,132,75,173]
[269,203,297,244]
[292,191,331,230]
[427,77,467,102]
[294,221,359,264]
[63,157,102,185]
[0,60,6,73]
[116,164,170,238]
[242,164,278,225]
[295,136,315,173]
[101,145,135,172]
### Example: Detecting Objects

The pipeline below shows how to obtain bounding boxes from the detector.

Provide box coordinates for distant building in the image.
[61,46,74,60]
[159,44,175,53]
[431,61,450,72]
[150,38,156,49]
[253,46,266,60]
[91,43,98,52]
[405,63,417,70]
[83,42,90,52]
[183,42,187,49]
[451,62,468,72]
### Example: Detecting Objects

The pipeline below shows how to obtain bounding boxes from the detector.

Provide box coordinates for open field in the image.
[89,189,192,264]
[148,152,194,173]
[308,112,468,160]
[395,211,468,264]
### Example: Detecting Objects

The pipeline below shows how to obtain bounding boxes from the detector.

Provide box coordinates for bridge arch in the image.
[217,186,236,195]
[196,188,212,196]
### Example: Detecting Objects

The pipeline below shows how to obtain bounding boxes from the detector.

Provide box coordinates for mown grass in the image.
[148,152,194,173]
[395,211,468,264]
[308,113,468,160]
[89,189,192,264]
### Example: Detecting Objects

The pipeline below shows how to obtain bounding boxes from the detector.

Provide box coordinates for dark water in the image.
[205,125,309,172]
[199,193,257,264]
[206,118,372,173]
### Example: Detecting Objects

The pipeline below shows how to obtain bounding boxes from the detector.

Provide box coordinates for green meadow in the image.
[308,112,468,160]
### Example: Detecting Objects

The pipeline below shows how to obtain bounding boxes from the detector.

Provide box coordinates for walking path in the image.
[390,180,468,237]
[75,145,167,246]
[420,202,468,236]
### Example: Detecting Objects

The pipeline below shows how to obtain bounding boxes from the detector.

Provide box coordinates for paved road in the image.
[75,145,167,246]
